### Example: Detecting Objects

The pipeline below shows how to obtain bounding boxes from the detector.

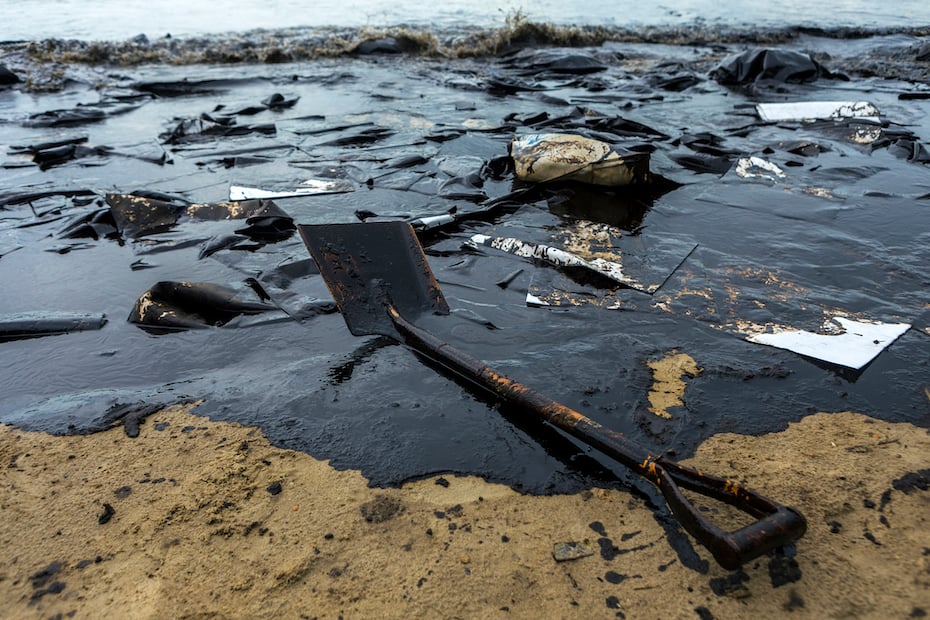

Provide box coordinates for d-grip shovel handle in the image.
[650,460,806,569]
[388,307,807,569]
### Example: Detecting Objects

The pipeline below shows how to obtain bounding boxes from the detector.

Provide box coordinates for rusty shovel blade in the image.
[298,221,449,338]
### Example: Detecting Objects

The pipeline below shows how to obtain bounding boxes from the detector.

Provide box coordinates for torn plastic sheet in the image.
[647,250,920,370]
[229,179,354,200]
[467,233,635,287]
[510,134,651,186]
[525,233,699,304]
[527,270,624,309]
[747,316,910,370]
[756,101,880,123]
[467,232,696,293]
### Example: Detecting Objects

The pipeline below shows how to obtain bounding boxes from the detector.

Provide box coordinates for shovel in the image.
[298,221,806,570]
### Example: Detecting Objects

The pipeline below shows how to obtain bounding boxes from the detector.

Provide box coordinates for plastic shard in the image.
[755,101,880,123]
[747,316,910,369]
[229,179,354,200]
[467,233,635,287]
[520,232,698,303]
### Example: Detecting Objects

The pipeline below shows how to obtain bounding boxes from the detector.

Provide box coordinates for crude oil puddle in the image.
[1,40,929,494]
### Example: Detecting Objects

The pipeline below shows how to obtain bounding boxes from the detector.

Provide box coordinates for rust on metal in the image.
[298,220,808,570]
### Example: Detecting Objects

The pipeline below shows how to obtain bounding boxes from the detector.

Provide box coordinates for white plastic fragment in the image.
[409,213,456,231]
[735,156,786,181]
[510,133,649,186]
[229,179,354,200]
[747,316,910,370]
[525,292,548,307]
[755,101,880,123]
[467,233,636,287]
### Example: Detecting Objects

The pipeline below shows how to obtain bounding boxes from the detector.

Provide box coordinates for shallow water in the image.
[1,23,929,495]
[6,0,930,41]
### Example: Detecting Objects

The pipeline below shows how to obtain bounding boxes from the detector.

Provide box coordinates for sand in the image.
[1,403,928,619]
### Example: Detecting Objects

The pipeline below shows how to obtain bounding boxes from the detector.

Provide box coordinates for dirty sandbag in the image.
[711,49,839,86]
[511,134,651,186]
[128,281,275,332]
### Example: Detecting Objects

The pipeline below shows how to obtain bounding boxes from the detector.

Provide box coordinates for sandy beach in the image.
[2,403,929,618]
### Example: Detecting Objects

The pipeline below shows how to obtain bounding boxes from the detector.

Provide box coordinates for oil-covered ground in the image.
[1,17,930,548]
[1,20,930,616]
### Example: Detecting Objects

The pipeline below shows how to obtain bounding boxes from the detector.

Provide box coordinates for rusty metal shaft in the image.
[388,306,807,569]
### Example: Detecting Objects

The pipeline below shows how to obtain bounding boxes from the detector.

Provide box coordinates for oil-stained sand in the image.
[646,351,702,419]
[1,404,928,618]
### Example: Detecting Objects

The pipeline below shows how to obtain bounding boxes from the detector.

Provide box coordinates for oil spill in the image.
[695,607,714,620]
[97,503,115,525]
[79,401,168,437]
[767,547,802,588]
[892,469,930,494]
[359,495,404,523]
[1,34,929,506]
[709,570,751,598]
[604,571,627,584]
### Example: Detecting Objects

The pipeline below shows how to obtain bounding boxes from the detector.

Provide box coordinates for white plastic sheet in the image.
[229,179,354,200]
[747,316,910,369]
[755,101,880,123]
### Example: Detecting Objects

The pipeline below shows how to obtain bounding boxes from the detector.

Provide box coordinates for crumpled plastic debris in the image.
[128,281,276,332]
[711,49,840,86]
[0,64,19,86]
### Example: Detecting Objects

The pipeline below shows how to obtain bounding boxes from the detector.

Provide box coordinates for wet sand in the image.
[2,404,928,618]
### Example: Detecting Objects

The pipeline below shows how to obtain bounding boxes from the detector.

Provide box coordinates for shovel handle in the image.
[390,308,807,568]
[650,459,807,569]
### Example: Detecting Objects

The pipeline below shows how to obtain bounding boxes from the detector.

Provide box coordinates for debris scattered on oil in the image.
[735,156,786,181]
[467,233,635,287]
